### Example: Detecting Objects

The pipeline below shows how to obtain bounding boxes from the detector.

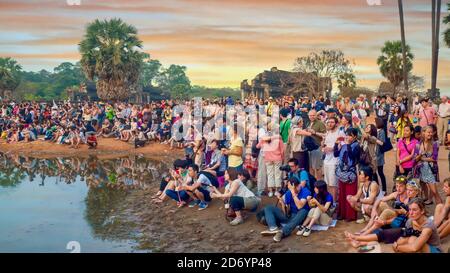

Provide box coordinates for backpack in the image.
[379,137,393,153]
[307,172,317,192]
[359,146,372,166]
[302,136,319,152]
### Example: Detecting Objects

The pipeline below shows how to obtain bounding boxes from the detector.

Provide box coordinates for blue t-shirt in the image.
[315,101,325,112]
[288,170,309,184]
[313,192,333,206]
[284,186,312,214]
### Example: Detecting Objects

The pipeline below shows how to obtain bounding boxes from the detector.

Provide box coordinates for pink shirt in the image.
[419,107,436,127]
[397,138,418,169]
[257,135,285,163]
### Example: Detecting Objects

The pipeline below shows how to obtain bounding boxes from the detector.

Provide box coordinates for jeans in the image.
[263,205,309,237]
[166,189,190,202]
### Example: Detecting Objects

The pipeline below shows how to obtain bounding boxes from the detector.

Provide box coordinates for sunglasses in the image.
[407,180,420,188]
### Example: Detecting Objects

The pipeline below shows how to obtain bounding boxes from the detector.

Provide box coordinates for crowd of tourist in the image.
[1,93,449,253]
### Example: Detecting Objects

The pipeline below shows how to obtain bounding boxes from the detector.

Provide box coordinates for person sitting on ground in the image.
[134,126,147,148]
[152,159,189,203]
[393,198,442,253]
[297,180,334,237]
[202,140,227,178]
[285,158,312,192]
[211,169,261,226]
[165,164,214,210]
[86,132,97,149]
[357,176,419,236]
[346,165,383,224]
[434,178,450,239]
[68,125,81,149]
[344,179,421,247]
[259,176,311,243]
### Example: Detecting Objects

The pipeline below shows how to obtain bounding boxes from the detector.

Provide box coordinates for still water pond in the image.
[0,153,168,253]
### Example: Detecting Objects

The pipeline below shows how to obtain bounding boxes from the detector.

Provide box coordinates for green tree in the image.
[79,18,148,101]
[337,72,356,91]
[156,64,191,94]
[444,3,450,47]
[293,50,354,80]
[0,57,22,99]
[140,59,162,88]
[377,40,414,96]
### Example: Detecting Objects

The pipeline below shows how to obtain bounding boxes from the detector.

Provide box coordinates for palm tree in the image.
[79,18,148,101]
[431,0,442,98]
[377,41,414,97]
[398,0,409,92]
[444,2,450,47]
[0,57,22,99]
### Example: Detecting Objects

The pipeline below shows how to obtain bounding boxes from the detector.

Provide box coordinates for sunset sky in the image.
[0,0,449,95]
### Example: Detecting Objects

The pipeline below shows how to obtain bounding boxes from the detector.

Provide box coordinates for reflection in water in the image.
[0,152,170,252]
[0,152,168,190]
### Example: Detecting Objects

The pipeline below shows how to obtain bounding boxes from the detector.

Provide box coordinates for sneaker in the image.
[260,228,279,236]
[230,217,244,226]
[302,228,312,237]
[198,201,209,210]
[268,191,274,198]
[273,231,283,242]
[296,226,306,236]
[188,199,200,208]
[363,215,371,222]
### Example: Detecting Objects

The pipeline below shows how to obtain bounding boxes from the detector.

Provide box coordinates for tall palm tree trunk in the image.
[398,0,409,93]
[432,0,442,98]
[431,0,436,95]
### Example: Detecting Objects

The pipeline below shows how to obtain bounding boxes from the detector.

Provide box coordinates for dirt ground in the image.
[1,138,449,253]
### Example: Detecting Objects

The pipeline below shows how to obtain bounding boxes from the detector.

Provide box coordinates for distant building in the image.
[241,67,332,100]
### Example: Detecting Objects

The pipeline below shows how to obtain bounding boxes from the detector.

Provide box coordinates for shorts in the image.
[307,207,332,226]
[429,245,442,253]
[323,164,338,187]
[196,187,212,202]
[310,149,323,169]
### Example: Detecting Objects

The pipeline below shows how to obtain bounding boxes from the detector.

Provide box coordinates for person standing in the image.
[418,98,437,128]
[375,95,390,133]
[320,117,340,202]
[308,110,326,180]
[437,96,450,145]
[334,128,361,221]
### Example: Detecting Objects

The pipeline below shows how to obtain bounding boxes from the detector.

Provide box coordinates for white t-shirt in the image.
[323,129,339,166]
[225,179,255,199]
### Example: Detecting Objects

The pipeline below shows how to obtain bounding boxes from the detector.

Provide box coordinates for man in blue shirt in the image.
[260,177,311,242]
[285,158,311,191]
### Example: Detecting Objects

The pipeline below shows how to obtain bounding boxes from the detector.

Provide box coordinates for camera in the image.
[401,228,422,238]
[393,201,409,211]
[279,164,291,172]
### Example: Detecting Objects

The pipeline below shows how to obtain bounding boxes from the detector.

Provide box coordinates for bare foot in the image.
[344,231,355,240]
[349,239,362,248]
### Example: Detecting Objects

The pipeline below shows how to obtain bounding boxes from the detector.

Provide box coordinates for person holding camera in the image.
[354,177,419,236]
[283,158,311,191]
[211,169,260,226]
[393,198,442,253]
[259,176,311,242]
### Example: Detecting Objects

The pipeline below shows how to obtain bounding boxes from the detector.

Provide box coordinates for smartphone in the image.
[358,245,376,253]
